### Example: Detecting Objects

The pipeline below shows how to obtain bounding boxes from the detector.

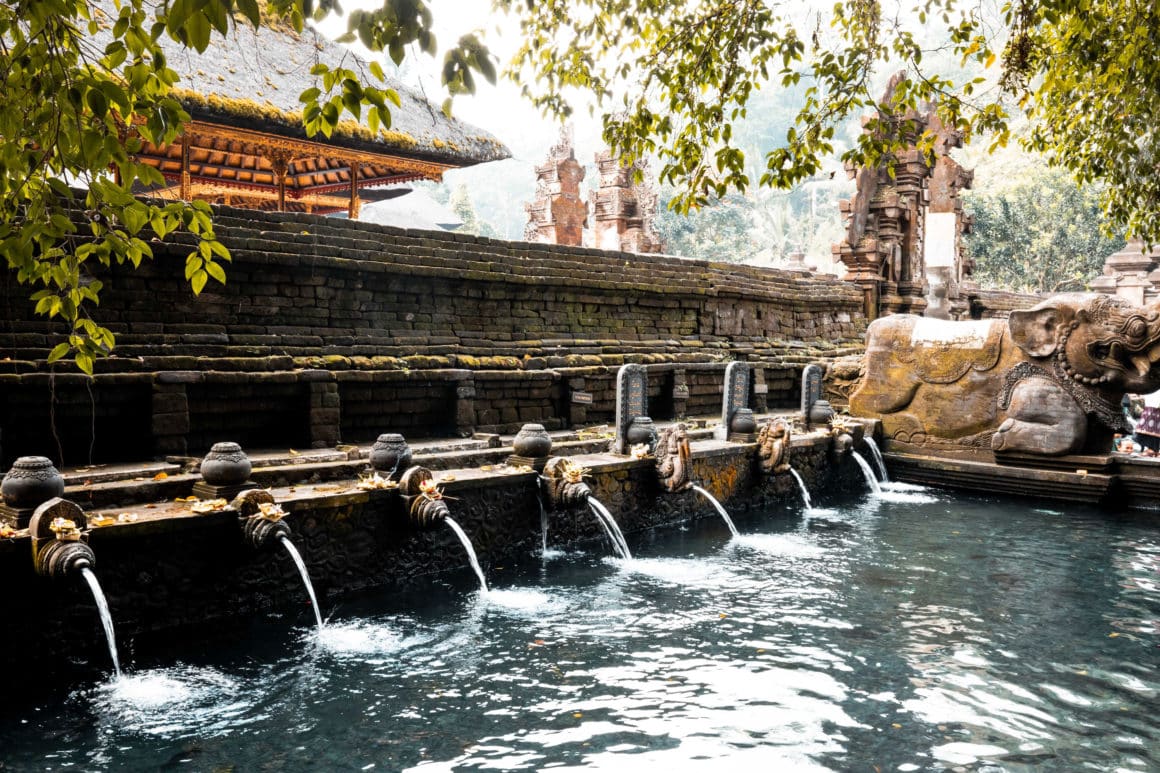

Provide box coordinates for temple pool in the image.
[2,490,1157,771]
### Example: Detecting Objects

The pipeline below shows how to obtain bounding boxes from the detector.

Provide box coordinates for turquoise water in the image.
[2,490,1157,771]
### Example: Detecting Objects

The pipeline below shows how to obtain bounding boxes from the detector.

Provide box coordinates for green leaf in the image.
[47,342,70,363]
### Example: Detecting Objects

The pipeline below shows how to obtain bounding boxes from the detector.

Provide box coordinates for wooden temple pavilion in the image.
[90,1,510,217]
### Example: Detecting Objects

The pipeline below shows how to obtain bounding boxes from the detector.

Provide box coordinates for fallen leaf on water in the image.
[1109,632,1120,638]
[719,613,728,619]
[288,449,300,456]
[891,723,902,729]
[573,713,583,719]
[152,472,169,481]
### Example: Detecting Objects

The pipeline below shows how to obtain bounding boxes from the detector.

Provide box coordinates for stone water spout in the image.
[655,423,693,493]
[756,418,793,475]
[233,489,291,550]
[233,490,322,628]
[29,498,95,581]
[29,498,122,674]
[828,415,862,463]
[400,466,450,528]
[541,457,592,511]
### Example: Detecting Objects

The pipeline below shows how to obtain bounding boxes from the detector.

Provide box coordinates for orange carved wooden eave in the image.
[133,120,455,216]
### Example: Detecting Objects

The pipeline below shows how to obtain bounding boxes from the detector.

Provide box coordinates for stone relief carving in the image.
[849,293,1160,457]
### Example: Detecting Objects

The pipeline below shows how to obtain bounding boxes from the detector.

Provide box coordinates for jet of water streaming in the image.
[277,535,323,629]
[444,517,489,593]
[691,485,739,538]
[863,436,889,482]
[80,566,121,677]
[587,498,632,560]
[789,468,813,510]
[538,496,549,556]
[850,451,883,495]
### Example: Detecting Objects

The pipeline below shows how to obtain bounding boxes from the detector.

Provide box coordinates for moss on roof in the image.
[90,0,509,167]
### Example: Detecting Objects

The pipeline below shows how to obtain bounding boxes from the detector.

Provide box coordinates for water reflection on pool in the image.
[2,489,1157,771]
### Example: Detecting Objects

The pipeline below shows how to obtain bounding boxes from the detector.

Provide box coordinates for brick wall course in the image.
[0,205,867,462]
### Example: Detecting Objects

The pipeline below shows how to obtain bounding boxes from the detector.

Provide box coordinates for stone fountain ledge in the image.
[6,423,846,547]
[0,419,871,690]
[42,420,717,511]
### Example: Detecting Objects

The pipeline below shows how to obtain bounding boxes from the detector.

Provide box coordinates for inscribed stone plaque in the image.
[571,390,593,405]
[717,362,751,439]
[801,363,825,421]
[614,364,649,454]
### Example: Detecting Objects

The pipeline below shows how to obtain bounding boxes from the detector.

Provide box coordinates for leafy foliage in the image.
[500,0,1160,251]
[0,0,495,371]
[965,166,1123,293]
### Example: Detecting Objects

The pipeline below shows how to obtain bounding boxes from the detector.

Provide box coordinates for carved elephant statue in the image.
[848,293,1160,457]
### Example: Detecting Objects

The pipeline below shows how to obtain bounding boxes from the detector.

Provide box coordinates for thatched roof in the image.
[87,1,509,168]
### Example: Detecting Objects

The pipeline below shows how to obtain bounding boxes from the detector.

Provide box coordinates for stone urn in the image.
[729,408,758,436]
[808,399,835,427]
[513,424,553,459]
[2,456,65,510]
[626,416,658,451]
[370,433,412,477]
[199,442,252,487]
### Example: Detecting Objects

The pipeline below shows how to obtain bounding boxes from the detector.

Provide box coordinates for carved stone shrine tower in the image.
[591,151,664,254]
[524,126,588,247]
[833,73,975,320]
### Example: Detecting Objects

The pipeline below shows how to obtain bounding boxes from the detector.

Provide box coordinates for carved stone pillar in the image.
[455,378,476,437]
[153,375,193,457]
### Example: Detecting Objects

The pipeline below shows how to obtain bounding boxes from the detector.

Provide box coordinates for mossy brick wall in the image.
[0,205,866,463]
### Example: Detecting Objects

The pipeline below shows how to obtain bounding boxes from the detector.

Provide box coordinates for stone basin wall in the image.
[0,206,865,466]
[1,431,867,695]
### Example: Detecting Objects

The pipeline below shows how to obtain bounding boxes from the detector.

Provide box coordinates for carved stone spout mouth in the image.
[400,466,450,528]
[233,489,291,550]
[541,457,592,510]
[28,498,96,580]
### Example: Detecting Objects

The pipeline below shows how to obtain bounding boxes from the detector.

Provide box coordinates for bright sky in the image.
[313,2,605,166]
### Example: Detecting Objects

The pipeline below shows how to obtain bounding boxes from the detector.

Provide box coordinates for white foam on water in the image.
[485,588,561,614]
[316,620,408,656]
[733,533,826,559]
[540,547,568,561]
[880,481,929,493]
[90,666,248,736]
[622,557,732,587]
[875,491,939,504]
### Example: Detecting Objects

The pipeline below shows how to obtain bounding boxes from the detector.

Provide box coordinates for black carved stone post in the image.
[717,362,755,442]
[613,364,655,455]
[801,364,833,429]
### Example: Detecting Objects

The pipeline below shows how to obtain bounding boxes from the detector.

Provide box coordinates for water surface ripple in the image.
[1,493,1157,771]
